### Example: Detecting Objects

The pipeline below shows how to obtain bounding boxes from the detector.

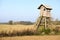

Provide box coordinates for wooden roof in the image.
[38,4,52,10]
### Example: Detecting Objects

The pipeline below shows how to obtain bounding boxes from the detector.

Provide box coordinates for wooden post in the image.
[45,17,46,30]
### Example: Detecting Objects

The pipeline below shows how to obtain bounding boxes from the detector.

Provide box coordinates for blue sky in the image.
[0,0,60,22]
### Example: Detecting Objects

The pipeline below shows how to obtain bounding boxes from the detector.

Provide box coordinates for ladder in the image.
[34,16,43,29]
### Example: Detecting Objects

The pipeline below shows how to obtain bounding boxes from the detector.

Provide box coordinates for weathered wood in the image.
[45,17,46,29]
[38,4,52,17]
[34,4,52,30]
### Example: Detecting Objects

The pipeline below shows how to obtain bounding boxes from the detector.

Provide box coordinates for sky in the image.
[0,0,60,22]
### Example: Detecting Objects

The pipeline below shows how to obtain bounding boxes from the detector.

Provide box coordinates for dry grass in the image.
[0,35,60,40]
[0,24,36,34]
[0,24,60,40]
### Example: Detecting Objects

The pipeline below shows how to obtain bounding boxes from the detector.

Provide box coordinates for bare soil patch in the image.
[0,35,60,40]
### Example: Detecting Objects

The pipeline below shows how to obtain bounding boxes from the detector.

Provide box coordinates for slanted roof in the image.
[38,4,52,10]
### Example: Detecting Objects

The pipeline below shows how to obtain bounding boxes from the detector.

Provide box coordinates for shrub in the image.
[53,27,60,35]
[44,28,51,35]
[37,26,51,35]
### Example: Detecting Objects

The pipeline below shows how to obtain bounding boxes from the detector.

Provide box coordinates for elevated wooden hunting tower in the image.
[35,4,52,30]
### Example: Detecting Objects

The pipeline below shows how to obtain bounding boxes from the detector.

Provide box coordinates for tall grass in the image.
[0,25,60,37]
[0,29,37,37]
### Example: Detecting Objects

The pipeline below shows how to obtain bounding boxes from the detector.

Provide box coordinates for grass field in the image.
[0,24,36,34]
[0,24,37,37]
[0,24,60,40]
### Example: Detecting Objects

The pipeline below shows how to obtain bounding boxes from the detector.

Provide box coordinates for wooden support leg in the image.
[45,17,46,30]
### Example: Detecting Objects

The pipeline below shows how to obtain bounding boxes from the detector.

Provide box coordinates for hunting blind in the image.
[35,4,52,30]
